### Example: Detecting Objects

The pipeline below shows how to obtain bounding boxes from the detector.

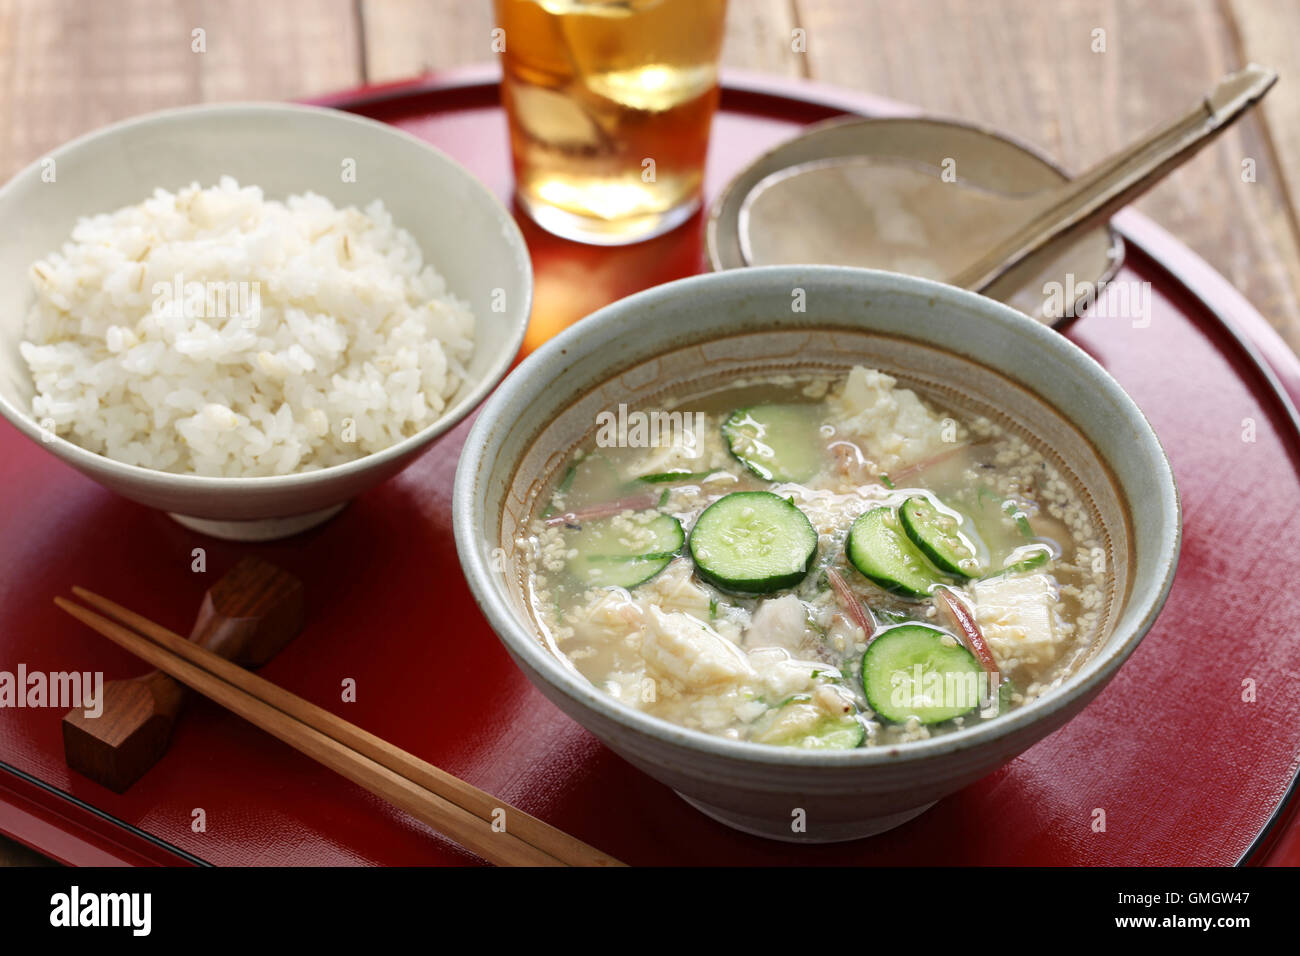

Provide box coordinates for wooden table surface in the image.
[1,0,1297,866]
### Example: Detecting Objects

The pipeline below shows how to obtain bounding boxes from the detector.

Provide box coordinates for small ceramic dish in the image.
[454,265,1179,842]
[707,116,1125,325]
[0,103,531,541]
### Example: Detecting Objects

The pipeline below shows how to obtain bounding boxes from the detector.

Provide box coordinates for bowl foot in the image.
[675,792,937,843]
[167,503,347,541]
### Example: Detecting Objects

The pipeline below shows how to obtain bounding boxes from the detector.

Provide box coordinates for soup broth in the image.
[517,365,1110,749]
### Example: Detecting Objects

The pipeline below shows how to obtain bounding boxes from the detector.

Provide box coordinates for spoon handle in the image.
[950,63,1277,294]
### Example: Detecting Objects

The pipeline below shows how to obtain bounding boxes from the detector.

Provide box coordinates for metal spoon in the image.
[739,64,1277,292]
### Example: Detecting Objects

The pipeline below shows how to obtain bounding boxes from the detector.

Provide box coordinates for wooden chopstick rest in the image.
[62,556,304,793]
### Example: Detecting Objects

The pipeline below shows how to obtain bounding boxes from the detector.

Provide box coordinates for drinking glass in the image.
[495,0,728,245]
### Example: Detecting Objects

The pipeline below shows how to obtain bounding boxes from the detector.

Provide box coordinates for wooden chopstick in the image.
[70,589,616,866]
[57,591,623,868]
[55,597,561,867]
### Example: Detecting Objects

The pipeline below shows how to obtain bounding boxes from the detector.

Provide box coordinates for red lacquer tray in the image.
[2,67,1299,867]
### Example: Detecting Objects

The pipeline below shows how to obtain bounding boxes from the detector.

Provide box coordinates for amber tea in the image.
[495,0,727,245]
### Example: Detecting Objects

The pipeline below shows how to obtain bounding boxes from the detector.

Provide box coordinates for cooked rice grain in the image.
[19,177,475,476]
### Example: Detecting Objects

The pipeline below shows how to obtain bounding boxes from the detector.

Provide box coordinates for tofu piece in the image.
[750,700,825,746]
[611,410,729,477]
[640,559,716,623]
[566,589,643,645]
[971,572,1062,671]
[641,607,755,690]
[746,646,828,698]
[743,594,809,651]
[833,366,949,471]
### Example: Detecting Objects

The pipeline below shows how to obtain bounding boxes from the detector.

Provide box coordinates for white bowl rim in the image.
[454,264,1182,768]
[0,100,532,491]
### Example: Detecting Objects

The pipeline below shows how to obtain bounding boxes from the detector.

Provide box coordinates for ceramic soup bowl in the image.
[454,266,1179,842]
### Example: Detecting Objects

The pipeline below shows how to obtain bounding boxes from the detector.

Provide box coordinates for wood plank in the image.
[0,0,362,180]
[795,0,1300,349]
[721,0,804,76]
[361,0,802,82]
[1224,0,1300,324]
[361,0,496,82]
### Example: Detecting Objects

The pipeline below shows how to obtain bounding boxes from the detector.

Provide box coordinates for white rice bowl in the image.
[19,176,476,477]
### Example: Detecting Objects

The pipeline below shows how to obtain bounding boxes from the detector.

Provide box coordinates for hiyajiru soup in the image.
[517,364,1110,750]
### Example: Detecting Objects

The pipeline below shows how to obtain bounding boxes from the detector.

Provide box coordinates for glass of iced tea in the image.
[495,0,727,245]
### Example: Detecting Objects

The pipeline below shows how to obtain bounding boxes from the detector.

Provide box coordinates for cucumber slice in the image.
[689,491,818,594]
[861,624,984,724]
[563,455,623,503]
[1003,499,1034,537]
[974,486,1034,538]
[997,678,1017,715]
[567,513,684,589]
[722,404,823,482]
[846,506,946,597]
[635,470,712,484]
[984,547,1051,580]
[749,695,865,750]
[898,496,983,577]
[875,608,912,626]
